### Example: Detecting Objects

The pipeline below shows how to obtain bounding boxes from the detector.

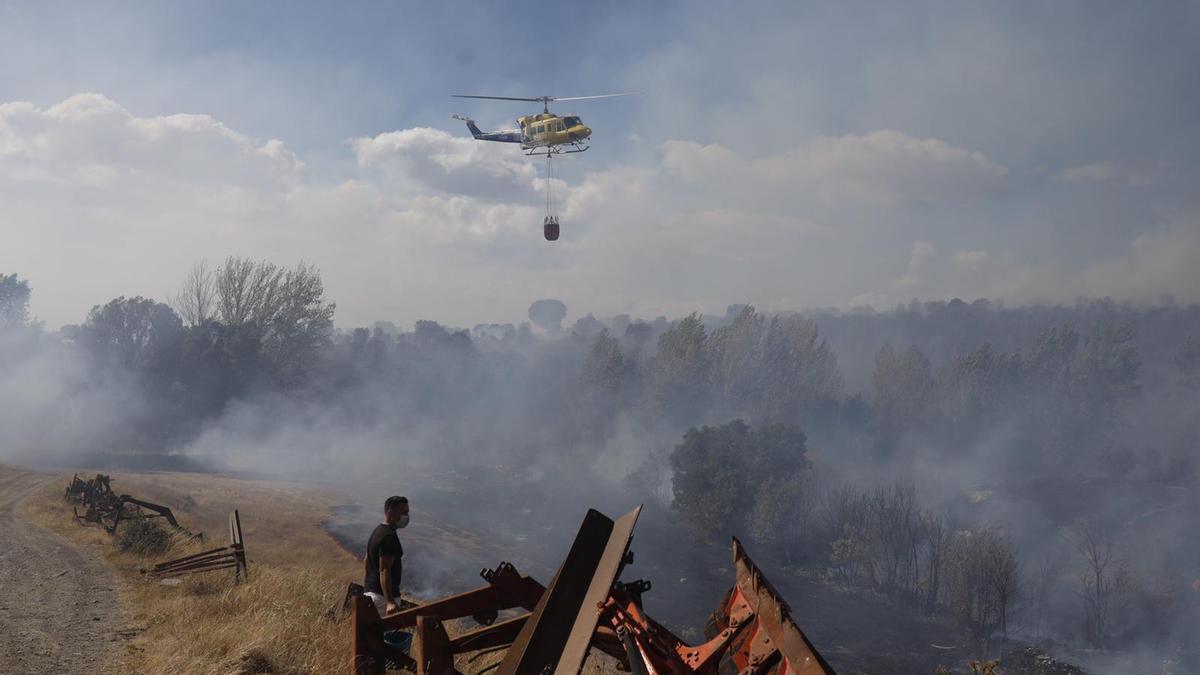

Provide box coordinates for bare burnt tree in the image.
[170,261,215,327]
[921,511,948,615]
[868,483,921,595]
[984,531,1020,640]
[822,484,873,584]
[1068,519,1132,648]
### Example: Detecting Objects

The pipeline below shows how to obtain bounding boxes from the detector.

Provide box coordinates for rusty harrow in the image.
[64,473,188,536]
[351,506,834,675]
[149,510,248,582]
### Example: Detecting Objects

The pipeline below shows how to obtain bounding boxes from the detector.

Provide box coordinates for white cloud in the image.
[351,127,536,200]
[1054,160,1119,184]
[1052,160,1152,187]
[1,93,1196,331]
[0,93,301,188]
[1073,221,1200,302]
[660,130,1007,224]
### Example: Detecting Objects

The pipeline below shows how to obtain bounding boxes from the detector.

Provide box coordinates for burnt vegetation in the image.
[3,265,1200,669]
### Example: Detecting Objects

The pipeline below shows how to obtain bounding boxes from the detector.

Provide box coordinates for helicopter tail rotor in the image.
[450,114,484,139]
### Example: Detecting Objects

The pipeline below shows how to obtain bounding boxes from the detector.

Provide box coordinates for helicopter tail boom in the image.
[451,114,523,144]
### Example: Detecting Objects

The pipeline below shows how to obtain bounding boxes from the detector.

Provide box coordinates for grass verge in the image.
[22,471,364,674]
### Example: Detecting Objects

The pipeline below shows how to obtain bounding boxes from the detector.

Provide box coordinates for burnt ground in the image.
[0,465,123,674]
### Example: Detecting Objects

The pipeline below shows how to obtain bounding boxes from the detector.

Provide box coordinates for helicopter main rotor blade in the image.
[451,94,546,102]
[550,92,641,102]
[450,93,639,103]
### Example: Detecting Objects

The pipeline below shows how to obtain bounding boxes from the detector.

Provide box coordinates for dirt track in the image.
[0,466,121,674]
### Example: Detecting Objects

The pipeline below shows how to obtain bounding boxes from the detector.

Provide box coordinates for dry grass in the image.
[23,471,364,674]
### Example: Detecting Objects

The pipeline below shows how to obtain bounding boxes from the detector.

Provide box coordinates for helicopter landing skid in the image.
[525,142,589,156]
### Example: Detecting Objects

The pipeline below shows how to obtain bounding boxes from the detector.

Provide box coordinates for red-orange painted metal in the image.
[347,509,836,675]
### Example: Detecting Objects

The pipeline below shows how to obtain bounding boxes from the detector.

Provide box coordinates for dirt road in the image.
[0,466,121,674]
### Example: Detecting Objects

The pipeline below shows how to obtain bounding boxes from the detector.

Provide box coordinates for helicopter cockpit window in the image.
[563,116,581,127]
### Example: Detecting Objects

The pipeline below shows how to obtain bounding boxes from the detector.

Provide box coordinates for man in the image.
[364,495,409,616]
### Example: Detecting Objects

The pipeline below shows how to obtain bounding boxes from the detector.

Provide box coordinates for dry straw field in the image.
[24,471,364,674]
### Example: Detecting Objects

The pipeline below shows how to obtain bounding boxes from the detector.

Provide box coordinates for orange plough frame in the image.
[351,507,835,675]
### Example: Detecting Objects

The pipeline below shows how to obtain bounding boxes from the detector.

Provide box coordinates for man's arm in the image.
[379,554,397,614]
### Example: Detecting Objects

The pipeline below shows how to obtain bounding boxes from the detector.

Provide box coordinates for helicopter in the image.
[450,92,637,241]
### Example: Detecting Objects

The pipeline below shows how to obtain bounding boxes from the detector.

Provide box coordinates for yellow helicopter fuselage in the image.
[518,112,591,149]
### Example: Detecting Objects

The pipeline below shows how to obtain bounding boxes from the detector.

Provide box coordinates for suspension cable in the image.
[545,153,554,220]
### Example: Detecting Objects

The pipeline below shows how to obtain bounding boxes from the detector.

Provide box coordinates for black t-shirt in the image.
[364,524,403,596]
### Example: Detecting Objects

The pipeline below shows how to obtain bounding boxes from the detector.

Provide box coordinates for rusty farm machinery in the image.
[351,505,835,675]
[64,473,188,535]
[149,509,249,583]
[65,473,249,582]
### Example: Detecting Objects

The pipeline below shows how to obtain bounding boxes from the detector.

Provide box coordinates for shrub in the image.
[117,516,171,556]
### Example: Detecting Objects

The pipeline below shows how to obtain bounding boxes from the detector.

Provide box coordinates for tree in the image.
[921,512,949,614]
[670,421,749,536]
[651,314,711,426]
[571,313,605,338]
[748,473,816,564]
[1072,323,1141,423]
[760,316,842,423]
[708,305,765,414]
[1069,519,1132,648]
[261,262,336,387]
[0,273,31,328]
[872,343,935,436]
[170,261,216,327]
[868,483,922,594]
[946,527,1004,651]
[1177,335,1200,391]
[214,256,285,328]
[984,532,1020,640]
[81,297,184,380]
[582,329,630,399]
[202,257,335,388]
[528,299,567,335]
[670,420,812,541]
[946,343,1023,429]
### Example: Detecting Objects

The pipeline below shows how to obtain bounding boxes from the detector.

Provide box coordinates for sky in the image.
[1,1,1199,329]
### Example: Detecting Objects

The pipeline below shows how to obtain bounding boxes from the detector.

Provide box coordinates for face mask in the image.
[395,514,410,529]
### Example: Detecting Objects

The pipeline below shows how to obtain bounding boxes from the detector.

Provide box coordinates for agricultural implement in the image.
[150,510,248,582]
[64,473,187,535]
[351,506,835,674]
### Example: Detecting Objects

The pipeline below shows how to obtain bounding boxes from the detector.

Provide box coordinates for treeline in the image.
[5,264,1198,466]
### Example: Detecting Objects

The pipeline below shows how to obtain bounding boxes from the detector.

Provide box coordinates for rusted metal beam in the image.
[118,495,181,528]
[229,510,248,582]
[557,505,642,673]
[152,559,238,576]
[383,586,508,629]
[496,508,617,675]
[351,594,416,675]
[380,563,545,631]
[151,559,239,577]
[152,545,231,570]
[413,615,452,675]
[448,614,529,653]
